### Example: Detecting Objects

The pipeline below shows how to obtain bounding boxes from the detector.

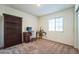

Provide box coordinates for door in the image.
[3,14,22,48]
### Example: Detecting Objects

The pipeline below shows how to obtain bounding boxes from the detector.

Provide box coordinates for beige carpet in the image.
[0,39,79,54]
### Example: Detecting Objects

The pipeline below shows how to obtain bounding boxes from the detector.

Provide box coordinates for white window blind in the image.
[48,17,64,31]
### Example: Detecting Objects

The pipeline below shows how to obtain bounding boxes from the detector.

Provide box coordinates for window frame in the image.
[48,17,64,32]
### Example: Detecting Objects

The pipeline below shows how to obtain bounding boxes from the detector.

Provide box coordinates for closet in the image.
[0,14,22,48]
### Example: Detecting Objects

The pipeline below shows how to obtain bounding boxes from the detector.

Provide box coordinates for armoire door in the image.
[3,14,22,48]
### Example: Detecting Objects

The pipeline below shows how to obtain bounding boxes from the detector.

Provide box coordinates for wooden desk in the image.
[23,32,32,43]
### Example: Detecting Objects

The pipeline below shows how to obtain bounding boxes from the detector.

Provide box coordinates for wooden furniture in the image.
[0,14,22,48]
[23,32,32,43]
[36,27,46,39]
[36,31,46,39]
[36,32,40,39]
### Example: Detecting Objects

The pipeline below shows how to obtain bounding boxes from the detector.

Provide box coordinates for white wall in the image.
[38,8,75,46]
[0,16,4,48]
[0,5,38,48]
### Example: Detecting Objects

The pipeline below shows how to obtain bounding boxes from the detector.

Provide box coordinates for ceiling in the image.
[4,4,74,16]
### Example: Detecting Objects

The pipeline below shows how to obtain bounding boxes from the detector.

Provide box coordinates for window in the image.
[48,17,64,31]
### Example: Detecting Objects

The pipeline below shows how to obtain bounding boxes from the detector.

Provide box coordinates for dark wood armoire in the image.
[0,14,22,48]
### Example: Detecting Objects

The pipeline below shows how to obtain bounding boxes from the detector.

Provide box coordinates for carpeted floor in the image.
[0,39,79,54]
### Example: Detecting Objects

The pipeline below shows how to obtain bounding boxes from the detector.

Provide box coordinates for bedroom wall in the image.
[38,8,75,46]
[0,5,38,47]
